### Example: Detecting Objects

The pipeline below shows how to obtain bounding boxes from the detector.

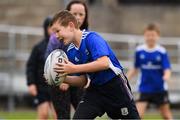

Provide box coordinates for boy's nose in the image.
[55,33,59,38]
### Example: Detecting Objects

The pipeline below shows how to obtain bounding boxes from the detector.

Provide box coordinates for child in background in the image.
[127,23,173,119]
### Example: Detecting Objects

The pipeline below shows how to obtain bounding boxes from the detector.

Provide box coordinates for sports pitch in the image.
[0,109,180,120]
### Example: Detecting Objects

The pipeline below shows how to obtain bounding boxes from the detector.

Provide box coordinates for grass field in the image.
[0,109,179,120]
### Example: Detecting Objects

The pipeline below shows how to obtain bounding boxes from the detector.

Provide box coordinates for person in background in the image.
[127,23,173,120]
[45,0,89,119]
[26,17,57,120]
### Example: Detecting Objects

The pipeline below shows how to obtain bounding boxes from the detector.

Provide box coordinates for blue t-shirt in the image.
[66,30,123,85]
[135,44,171,93]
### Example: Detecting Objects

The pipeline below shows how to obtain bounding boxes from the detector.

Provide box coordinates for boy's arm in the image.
[162,51,171,81]
[163,69,171,81]
[72,56,109,73]
[126,68,138,80]
[54,56,109,74]
[64,75,87,87]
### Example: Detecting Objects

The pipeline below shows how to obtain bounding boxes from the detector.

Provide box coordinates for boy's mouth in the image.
[58,37,67,44]
[58,37,64,41]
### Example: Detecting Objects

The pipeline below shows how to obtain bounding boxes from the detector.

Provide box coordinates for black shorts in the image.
[73,75,140,119]
[137,91,170,106]
[34,88,51,106]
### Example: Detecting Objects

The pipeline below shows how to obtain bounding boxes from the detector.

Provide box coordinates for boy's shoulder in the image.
[136,44,146,52]
[155,45,167,54]
[136,44,167,54]
[82,30,98,39]
[84,31,105,45]
[66,31,102,52]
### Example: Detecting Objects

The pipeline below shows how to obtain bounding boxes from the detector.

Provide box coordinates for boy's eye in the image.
[56,30,60,33]
[73,13,77,16]
[79,13,84,16]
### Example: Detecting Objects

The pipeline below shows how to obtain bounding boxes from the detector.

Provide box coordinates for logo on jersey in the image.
[142,61,161,69]
[85,49,89,55]
[156,55,161,61]
[140,54,145,59]
[121,107,129,116]
[75,57,79,62]
[79,100,84,104]
[147,61,152,66]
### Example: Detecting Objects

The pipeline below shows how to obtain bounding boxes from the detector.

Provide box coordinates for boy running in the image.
[51,10,140,119]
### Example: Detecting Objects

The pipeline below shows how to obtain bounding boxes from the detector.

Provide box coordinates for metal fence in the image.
[0,24,180,111]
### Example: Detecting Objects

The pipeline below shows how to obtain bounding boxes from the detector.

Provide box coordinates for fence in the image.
[0,24,180,111]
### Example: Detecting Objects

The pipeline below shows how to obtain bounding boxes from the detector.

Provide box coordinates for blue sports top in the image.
[66,30,123,85]
[135,44,171,93]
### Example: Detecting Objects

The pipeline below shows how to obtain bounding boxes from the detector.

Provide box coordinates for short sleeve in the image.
[162,52,171,70]
[86,32,109,60]
[134,51,140,68]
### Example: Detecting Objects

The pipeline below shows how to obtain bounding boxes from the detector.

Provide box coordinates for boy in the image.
[127,23,173,119]
[51,10,140,119]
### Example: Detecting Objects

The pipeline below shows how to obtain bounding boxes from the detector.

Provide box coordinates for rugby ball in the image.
[44,49,68,86]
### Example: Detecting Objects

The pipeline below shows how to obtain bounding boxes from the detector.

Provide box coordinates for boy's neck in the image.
[73,29,83,48]
[147,44,156,49]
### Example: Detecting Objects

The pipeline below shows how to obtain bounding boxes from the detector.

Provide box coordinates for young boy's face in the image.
[144,30,160,47]
[52,21,74,45]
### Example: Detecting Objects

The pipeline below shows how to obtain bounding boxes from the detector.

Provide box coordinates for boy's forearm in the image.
[163,69,171,81]
[64,75,87,87]
[73,56,109,73]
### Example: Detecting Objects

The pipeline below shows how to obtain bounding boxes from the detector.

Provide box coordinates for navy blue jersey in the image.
[135,44,171,93]
[66,30,123,85]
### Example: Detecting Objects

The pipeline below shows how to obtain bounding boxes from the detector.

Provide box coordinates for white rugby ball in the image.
[44,49,68,86]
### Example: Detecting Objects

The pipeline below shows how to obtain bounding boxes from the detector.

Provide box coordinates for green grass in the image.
[0,109,179,120]
[96,113,163,120]
[0,110,37,119]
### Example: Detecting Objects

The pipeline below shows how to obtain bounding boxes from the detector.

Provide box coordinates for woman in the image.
[45,0,89,119]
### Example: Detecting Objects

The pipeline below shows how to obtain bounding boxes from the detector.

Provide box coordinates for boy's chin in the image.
[63,41,70,45]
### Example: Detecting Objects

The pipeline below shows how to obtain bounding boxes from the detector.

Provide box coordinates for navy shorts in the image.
[137,91,170,106]
[73,75,140,119]
[34,88,51,106]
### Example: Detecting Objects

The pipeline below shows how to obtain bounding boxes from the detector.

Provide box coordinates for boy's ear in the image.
[69,22,75,31]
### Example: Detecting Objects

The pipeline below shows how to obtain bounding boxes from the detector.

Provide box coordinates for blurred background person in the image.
[46,0,89,119]
[127,23,173,120]
[26,16,57,120]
